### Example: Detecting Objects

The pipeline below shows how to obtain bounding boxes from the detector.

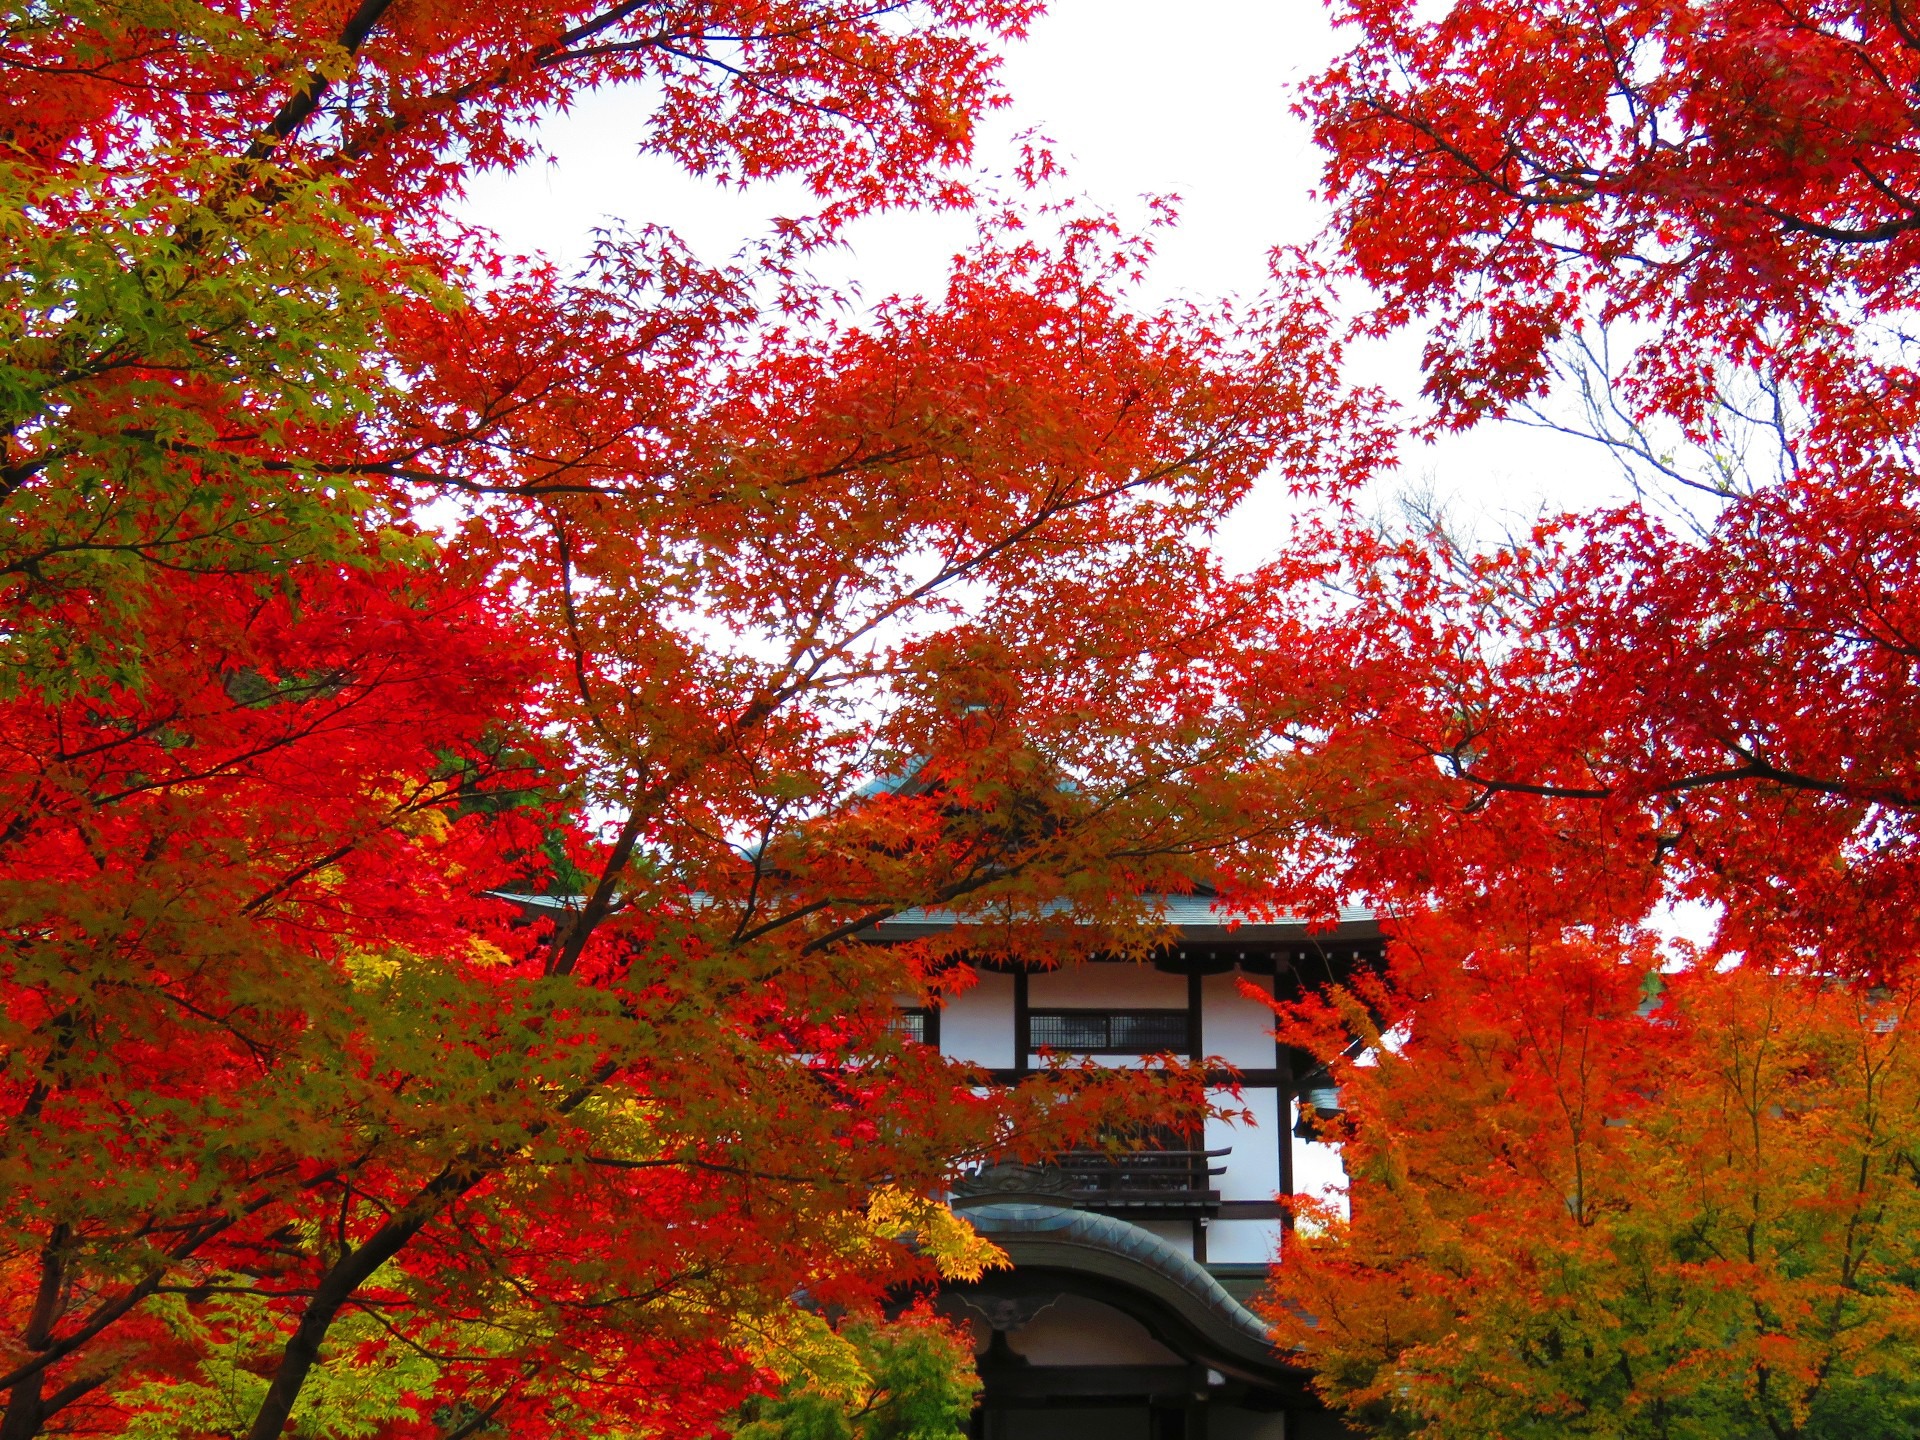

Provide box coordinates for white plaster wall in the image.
[1006,1294,1183,1367]
[1207,1085,1281,1201]
[1204,1217,1284,1265]
[1026,961,1186,1007]
[940,968,1014,1068]
[1201,969,1277,1068]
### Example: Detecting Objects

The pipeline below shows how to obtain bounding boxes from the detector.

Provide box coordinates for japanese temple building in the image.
[871,897,1379,1440]
[494,886,1372,1437]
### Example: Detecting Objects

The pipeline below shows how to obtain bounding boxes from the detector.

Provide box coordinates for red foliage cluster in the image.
[1278,0,1920,967]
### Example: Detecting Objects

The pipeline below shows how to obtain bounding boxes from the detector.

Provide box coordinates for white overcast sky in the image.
[458,0,1626,565]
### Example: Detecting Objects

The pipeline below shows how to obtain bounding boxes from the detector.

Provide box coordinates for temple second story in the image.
[871,896,1379,1440]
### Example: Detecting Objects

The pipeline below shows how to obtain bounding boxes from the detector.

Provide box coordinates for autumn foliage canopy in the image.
[13,0,1920,1436]
[0,2,1383,1436]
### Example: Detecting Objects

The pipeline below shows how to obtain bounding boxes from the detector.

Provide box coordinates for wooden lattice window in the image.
[1028,1008,1189,1054]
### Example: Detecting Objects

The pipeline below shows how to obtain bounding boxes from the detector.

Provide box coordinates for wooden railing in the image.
[1045,1147,1229,1208]
[954,1145,1230,1216]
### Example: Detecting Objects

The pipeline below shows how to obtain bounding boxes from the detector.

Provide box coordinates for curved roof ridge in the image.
[961,1201,1272,1347]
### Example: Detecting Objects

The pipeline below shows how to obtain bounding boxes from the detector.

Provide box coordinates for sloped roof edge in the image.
[870,896,1377,940]
[484,892,1380,942]
[960,1202,1295,1382]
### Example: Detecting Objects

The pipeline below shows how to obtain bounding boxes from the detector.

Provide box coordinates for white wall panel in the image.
[940,969,1014,1068]
[1007,1294,1183,1367]
[1208,1085,1281,1201]
[1204,1217,1283,1266]
[1201,969,1277,1068]
[1027,961,1186,1007]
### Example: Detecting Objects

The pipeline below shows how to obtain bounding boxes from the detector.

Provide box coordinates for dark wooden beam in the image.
[1274,989,1295,1214]
[1214,1201,1286,1220]
[980,1364,1195,1401]
[1013,968,1030,1079]
[978,1068,1291,1088]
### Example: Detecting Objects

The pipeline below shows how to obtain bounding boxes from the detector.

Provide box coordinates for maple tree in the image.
[1252,1,1920,1434]
[725,1303,980,1440]
[2,3,1388,1437]
[1269,918,1920,1440]
[1305,0,1920,439]
[1284,0,1920,964]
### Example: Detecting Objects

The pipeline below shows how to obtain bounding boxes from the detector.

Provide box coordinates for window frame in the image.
[886,1005,940,1049]
[1025,1007,1192,1056]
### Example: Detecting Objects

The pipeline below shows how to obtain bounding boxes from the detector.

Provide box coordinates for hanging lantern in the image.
[1294,1072,1345,1139]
